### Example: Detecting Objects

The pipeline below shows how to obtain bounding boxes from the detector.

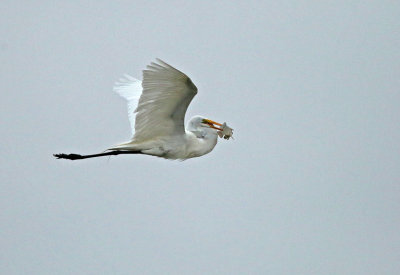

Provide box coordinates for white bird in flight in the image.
[54,59,233,161]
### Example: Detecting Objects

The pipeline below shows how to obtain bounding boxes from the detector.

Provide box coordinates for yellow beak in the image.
[203,119,223,131]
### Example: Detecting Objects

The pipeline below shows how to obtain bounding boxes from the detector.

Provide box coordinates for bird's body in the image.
[110,126,218,159]
[54,59,233,161]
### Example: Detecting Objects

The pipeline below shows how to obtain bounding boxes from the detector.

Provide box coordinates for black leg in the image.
[53,150,142,160]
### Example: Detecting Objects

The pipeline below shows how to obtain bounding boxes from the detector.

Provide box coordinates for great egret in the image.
[54,59,233,161]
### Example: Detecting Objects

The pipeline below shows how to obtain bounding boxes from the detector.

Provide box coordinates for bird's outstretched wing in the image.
[133,59,198,142]
[113,75,142,137]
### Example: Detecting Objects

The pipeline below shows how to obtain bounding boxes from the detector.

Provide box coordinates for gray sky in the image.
[1,1,399,274]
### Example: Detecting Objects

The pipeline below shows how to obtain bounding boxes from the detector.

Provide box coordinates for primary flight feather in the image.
[54,59,233,161]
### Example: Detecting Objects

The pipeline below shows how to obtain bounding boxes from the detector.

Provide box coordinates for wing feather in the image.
[113,75,142,137]
[133,59,197,142]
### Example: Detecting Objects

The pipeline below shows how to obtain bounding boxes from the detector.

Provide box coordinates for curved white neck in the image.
[186,129,218,158]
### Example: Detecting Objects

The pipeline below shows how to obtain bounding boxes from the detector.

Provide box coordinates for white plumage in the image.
[54,59,232,161]
[113,74,142,137]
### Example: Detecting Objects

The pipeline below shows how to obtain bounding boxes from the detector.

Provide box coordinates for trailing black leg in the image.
[53,150,142,160]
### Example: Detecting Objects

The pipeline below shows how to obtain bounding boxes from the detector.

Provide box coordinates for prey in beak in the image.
[202,118,234,140]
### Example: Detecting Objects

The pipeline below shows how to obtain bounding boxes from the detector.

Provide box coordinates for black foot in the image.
[53,153,83,160]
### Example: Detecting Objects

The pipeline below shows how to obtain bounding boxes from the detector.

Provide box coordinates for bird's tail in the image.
[107,140,139,151]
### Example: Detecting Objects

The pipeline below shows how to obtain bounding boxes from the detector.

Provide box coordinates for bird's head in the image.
[188,116,223,131]
[187,116,233,140]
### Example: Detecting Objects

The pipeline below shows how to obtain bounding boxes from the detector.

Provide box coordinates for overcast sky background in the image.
[1,1,399,274]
